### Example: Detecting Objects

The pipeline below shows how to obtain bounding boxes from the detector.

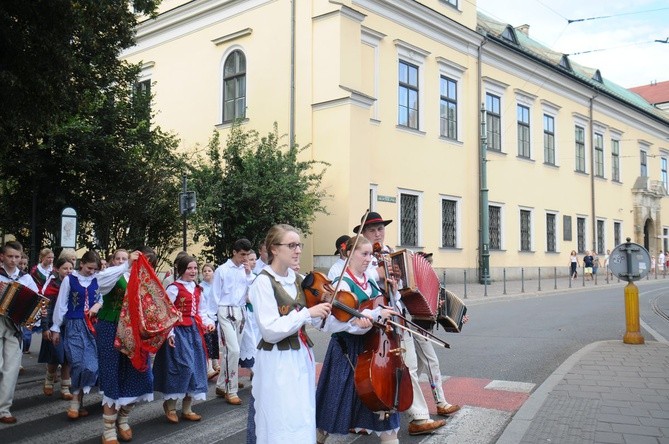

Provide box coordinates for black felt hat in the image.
[352,211,393,234]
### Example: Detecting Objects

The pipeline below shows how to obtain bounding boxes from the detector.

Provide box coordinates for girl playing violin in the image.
[248,224,331,444]
[316,235,400,444]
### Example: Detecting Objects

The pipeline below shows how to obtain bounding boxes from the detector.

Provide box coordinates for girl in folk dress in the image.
[316,236,399,444]
[96,248,156,444]
[51,250,136,420]
[248,224,332,444]
[39,258,74,399]
[239,251,260,373]
[30,248,54,291]
[153,255,214,423]
[200,263,221,380]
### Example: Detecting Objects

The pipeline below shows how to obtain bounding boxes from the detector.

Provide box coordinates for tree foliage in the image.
[189,124,329,263]
[0,1,184,264]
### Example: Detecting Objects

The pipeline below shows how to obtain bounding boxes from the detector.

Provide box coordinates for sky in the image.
[475,0,669,88]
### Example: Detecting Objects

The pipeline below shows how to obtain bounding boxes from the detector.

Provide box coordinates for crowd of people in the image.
[0,211,461,444]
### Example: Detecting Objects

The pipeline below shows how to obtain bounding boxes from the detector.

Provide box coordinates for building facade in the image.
[123,0,669,280]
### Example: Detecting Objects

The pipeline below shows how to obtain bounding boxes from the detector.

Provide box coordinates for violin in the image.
[302,271,365,323]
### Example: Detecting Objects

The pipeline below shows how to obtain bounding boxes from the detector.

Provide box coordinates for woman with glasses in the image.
[248,224,331,443]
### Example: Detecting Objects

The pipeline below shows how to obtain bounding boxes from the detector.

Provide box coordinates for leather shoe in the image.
[117,426,132,442]
[215,387,226,397]
[67,409,79,420]
[437,404,461,416]
[225,394,242,405]
[181,412,202,421]
[0,415,17,424]
[238,382,244,388]
[408,419,446,436]
[163,401,178,424]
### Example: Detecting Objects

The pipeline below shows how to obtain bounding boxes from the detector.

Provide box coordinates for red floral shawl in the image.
[114,253,180,372]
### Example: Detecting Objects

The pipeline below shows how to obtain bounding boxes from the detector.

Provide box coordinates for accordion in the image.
[437,288,467,333]
[389,250,467,333]
[390,250,440,324]
[0,281,48,328]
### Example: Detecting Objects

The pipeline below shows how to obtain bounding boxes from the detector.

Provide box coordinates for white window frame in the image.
[488,202,505,251]
[545,210,560,253]
[541,100,560,166]
[440,194,462,248]
[395,40,429,133]
[576,215,588,254]
[613,220,623,247]
[573,114,589,173]
[397,188,423,247]
[436,57,466,142]
[596,218,607,255]
[519,206,534,252]
[219,44,248,124]
[483,77,509,153]
[369,184,378,212]
[361,27,384,122]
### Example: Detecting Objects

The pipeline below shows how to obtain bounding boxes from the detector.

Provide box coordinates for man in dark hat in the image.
[327,235,350,281]
[356,212,447,435]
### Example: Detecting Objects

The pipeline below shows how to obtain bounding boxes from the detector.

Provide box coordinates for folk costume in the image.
[249,267,321,444]
[213,259,253,398]
[238,272,259,370]
[30,263,52,292]
[315,273,400,437]
[51,263,130,396]
[38,274,71,398]
[200,278,220,378]
[96,272,154,409]
[0,266,40,422]
[152,279,211,402]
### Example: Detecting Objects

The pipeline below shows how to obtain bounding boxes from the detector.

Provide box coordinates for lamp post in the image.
[179,174,196,252]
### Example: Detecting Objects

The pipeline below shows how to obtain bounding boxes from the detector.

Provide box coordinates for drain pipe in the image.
[289,0,296,146]
[589,94,597,252]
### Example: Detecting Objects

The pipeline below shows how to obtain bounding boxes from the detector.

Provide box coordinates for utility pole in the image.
[179,173,197,252]
[479,104,491,284]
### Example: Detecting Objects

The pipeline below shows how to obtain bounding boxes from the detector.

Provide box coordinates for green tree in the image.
[189,124,329,263]
[0,1,185,263]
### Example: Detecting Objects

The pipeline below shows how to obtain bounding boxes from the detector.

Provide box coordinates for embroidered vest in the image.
[170,282,201,327]
[257,270,313,351]
[338,275,381,304]
[97,276,127,322]
[42,277,61,328]
[30,266,48,290]
[65,275,99,319]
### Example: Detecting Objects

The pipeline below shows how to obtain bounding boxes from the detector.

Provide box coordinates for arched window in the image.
[223,50,246,122]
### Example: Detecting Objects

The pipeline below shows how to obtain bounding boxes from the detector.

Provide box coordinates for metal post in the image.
[463,270,467,298]
[594,270,598,285]
[554,267,557,290]
[182,174,187,252]
[503,268,507,295]
[582,266,585,287]
[622,238,644,344]
[538,267,541,291]
[569,271,572,288]
[521,268,525,293]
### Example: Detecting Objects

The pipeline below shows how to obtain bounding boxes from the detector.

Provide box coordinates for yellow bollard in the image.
[623,281,645,344]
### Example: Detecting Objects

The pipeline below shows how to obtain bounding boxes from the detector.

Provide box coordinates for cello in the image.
[354,296,413,414]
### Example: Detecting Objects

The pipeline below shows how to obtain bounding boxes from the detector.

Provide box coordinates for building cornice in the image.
[353,0,483,59]
[211,27,252,45]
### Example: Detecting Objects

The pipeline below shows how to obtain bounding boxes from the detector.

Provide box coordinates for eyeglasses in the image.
[274,242,304,250]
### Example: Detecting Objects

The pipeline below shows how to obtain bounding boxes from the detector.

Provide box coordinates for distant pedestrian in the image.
[593,254,600,277]
[658,250,665,274]
[569,250,580,280]
[603,249,612,279]
[583,251,594,281]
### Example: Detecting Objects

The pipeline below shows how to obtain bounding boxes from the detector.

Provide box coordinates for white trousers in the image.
[216,306,244,394]
[402,333,430,421]
[413,333,447,406]
[0,317,21,417]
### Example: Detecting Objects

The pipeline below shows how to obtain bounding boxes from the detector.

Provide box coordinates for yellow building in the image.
[123,0,669,281]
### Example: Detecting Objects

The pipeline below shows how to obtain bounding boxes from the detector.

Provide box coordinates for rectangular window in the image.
[563,215,572,241]
[546,213,556,252]
[400,193,419,246]
[486,93,501,151]
[640,150,648,177]
[594,133,604,178]
[575,126,586,172]
[611,139,620,181]
[489,205,501,250]
[596,220,605,255]
[133,79,151,121]
[662,157,668,192]
[439,76,458,140]
[614,222,621,247]
[543,114,555,165]
[577,217,586,253]
[441,199,457,248]
[517,105,530,158]
[520,209,532,251]
[443,0,458,6]
[398,61,419,129]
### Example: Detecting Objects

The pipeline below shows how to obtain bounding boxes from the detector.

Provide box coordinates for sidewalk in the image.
[497,340,669,444]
